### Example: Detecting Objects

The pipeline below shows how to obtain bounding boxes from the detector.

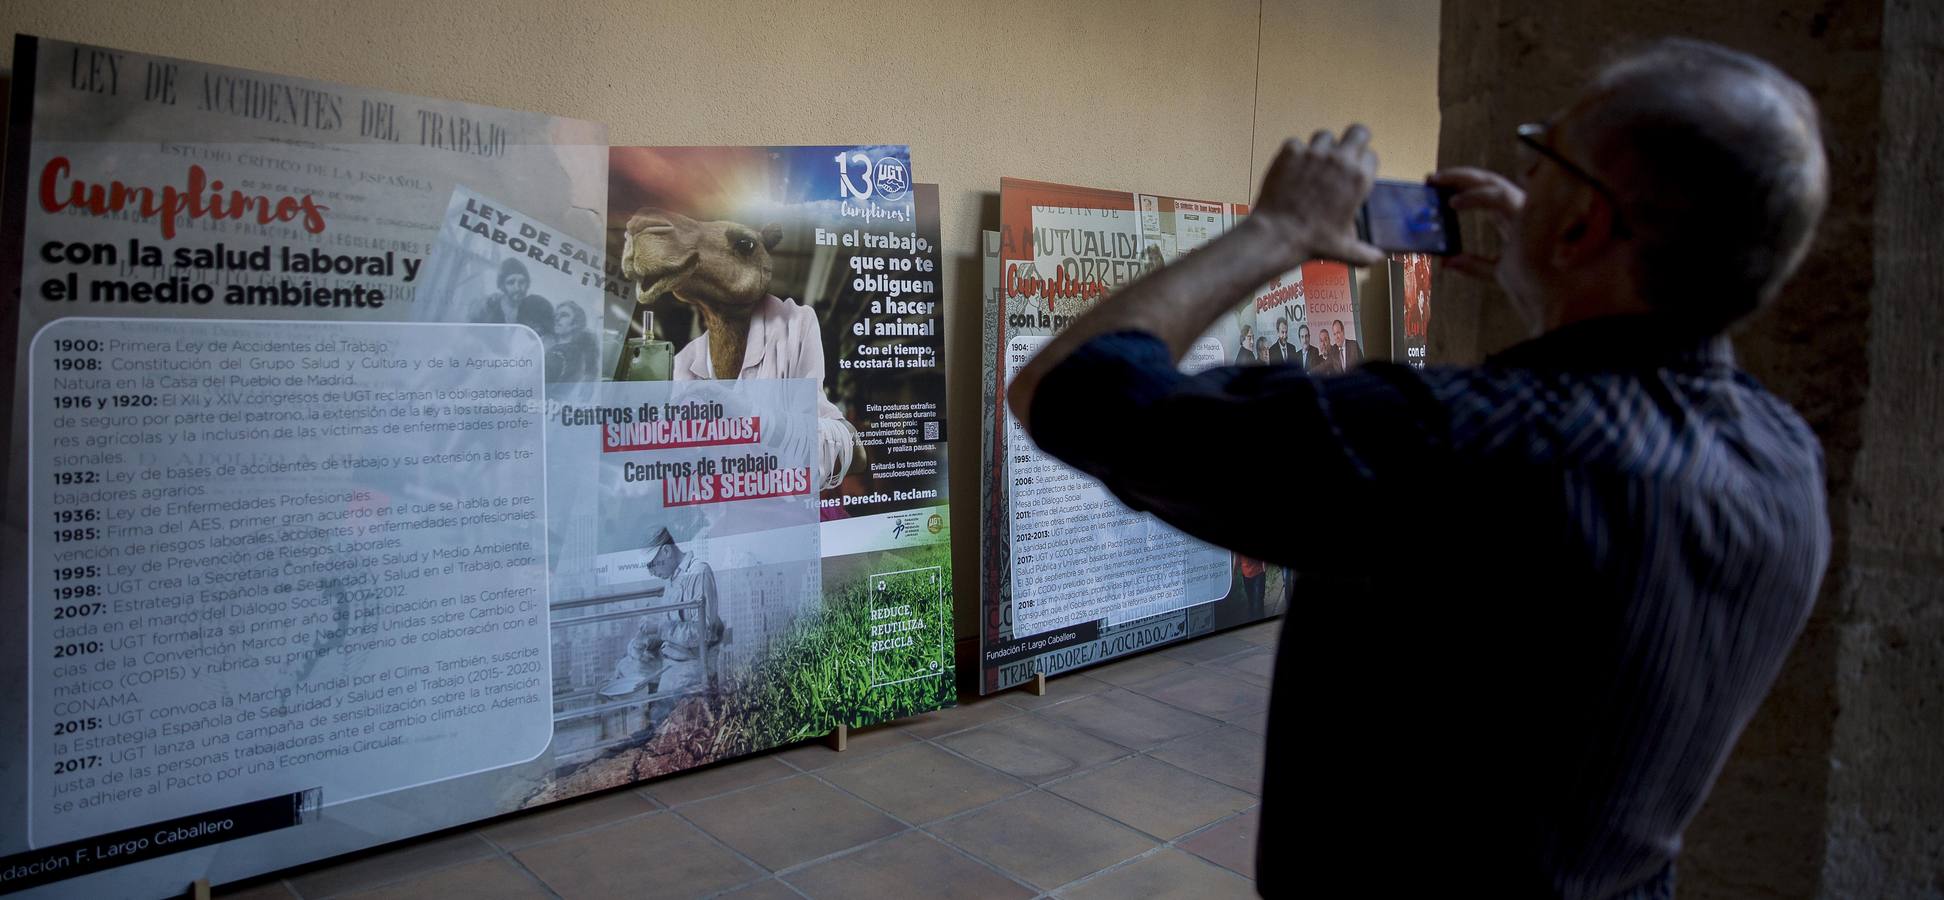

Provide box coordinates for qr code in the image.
[923,420,940,442]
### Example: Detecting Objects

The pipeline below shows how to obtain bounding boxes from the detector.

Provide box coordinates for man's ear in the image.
[1551,191,1618,267]
[760,223,783,251]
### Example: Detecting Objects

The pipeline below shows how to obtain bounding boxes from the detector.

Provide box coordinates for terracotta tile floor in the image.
[219,619,1279,900]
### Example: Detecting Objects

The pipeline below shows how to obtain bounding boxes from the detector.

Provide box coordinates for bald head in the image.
[1564,38,1827,332]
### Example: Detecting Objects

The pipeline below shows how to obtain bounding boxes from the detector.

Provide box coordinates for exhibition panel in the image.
[977,177,1349,694]
[0,36,951,897]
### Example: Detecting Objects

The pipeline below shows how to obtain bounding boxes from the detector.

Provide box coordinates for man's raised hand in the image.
[1427,166,1525,283]
[1253,125,1384,268]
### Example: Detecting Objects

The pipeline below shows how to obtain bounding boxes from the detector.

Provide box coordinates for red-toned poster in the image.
[1303,258,1363,374]
[1390,252,1433,368]
[978,177,1348,693]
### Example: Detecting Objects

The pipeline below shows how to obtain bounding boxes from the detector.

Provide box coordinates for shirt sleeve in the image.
[1026,330,1452,571]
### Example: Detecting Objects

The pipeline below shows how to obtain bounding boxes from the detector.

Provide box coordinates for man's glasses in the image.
[1516,122,1632,238]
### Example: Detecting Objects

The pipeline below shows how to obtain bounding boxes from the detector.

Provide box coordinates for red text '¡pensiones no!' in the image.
[38,156,330,240]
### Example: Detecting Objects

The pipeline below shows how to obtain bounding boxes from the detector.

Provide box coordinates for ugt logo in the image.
[873,157,909,200]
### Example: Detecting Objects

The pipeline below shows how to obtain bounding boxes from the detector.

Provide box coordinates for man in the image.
[544,300,598,384]
[1331,318,1363,370]
[1311,325,1340,375]
[1266,318,1300,364]
[1297,322,1325,372]
[1254,336,1269,365]
[603,526,727,729]
[471,257,555,337]
[1236,325,1259,365]
[1008,38,1828,898]
[1405,286,1429,339]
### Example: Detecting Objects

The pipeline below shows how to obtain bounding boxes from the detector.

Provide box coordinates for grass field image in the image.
[714,540,956,752]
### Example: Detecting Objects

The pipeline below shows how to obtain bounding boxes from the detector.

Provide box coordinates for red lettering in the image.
[32,157,330,240]
[37,155,71,213]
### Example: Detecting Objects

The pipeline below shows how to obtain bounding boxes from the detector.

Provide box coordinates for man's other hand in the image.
[1253,125,1384,268]
[1428,166,1526,284]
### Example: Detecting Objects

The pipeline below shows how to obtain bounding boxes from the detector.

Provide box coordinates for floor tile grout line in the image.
[1026,693,1232,749]
[1114,677,1270,718]
[647,763,803,810]
[794,761,925,828]
[696,870,809,900]
[909,726,1078,792]
[1041,760,1258,840]
[663,803,791,880]
[479,799,665,854]
[914,793,1109,897]
[783,740,1151,896]
[482,803,675,854]
[920,788,1164,896]
[496,844,568,900]
[1031,801,1266,896]
[710,740,994,846]
[1137,735,1267,796]
[916,697,1246,796]
[1191,646,1276,667]
[764,806,1071,900]
[863,769,1038,831]
[287,833,509,900]
[1104,671,1266,705]
[912,816,1061,897]
[762,823,919,879]
[841,731,1041,795]
[1167,805,1263,878]
[1043,842,1180,896]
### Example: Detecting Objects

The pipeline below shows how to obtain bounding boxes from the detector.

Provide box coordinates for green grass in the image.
[709,540,955,756]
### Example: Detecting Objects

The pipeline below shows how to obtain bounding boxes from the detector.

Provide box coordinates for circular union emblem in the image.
[874,156,910,200]
[926,513,943,534]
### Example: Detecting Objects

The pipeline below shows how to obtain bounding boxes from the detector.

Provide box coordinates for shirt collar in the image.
[680,295,787,379]
[1486,314,1736,374]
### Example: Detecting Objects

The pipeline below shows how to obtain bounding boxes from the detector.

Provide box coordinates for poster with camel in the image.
[397,150,954,812]
[979,177,1331,693]
[502,145,956,782]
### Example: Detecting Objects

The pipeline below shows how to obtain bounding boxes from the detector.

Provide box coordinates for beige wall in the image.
[1255,0,1443,191]
[0,0,1438,338]
[0,0,1439,665]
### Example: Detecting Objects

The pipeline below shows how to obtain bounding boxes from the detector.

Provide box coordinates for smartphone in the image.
[1358,179,1462,256]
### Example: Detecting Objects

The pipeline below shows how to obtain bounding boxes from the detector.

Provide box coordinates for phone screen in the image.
[1362,181,1458,255]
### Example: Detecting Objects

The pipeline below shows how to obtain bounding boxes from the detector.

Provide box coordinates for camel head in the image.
[620,207,783,318]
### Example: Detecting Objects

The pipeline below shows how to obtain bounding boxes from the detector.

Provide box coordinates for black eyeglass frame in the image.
[1516,121,1633,238]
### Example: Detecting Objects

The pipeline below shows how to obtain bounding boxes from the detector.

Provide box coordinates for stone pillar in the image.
[1434,2,1942,897]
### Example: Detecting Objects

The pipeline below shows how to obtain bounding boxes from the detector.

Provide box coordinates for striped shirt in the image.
[1026,316,1829,898]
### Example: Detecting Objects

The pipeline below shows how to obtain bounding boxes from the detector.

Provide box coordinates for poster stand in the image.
[1,35,958,898]
[188,880,211,900]
[978,179,1317,695]
[1025,673,1048,697]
